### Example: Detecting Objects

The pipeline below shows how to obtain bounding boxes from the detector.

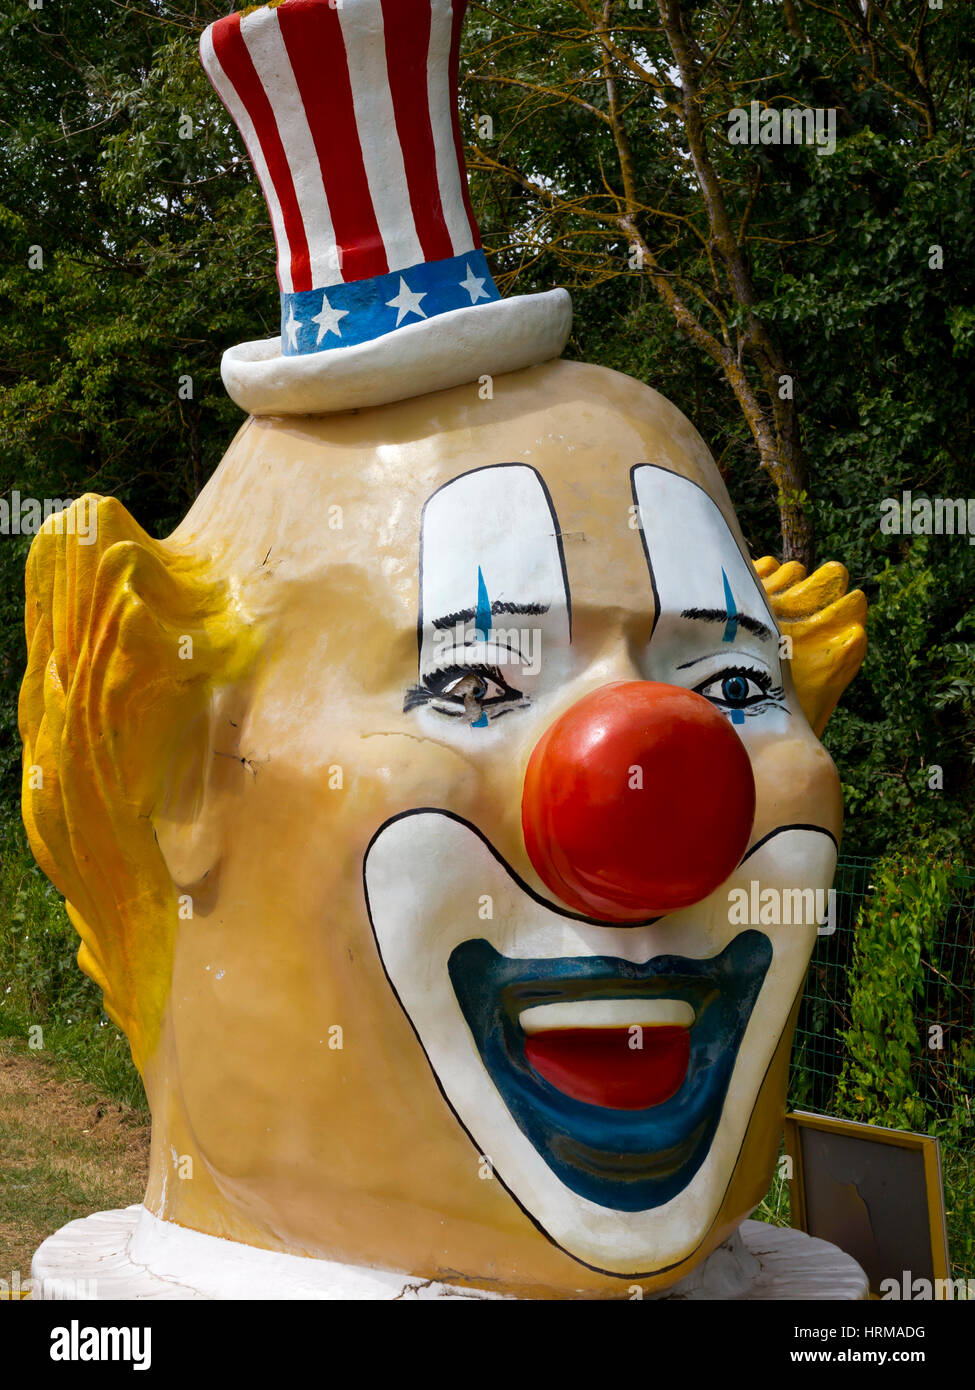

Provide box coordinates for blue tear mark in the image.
[472,567,491,729]
[475,566,492,641]
[731,709,746,726]
[721,568,738,643]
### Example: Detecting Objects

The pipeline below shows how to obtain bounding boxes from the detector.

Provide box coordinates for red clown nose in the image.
[522,682,756,921]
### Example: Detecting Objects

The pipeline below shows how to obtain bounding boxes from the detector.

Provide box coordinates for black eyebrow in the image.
[432,601,550,630]
[680,607,775,641]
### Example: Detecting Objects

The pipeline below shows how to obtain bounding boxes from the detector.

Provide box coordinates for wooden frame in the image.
[783,1110,951,1294]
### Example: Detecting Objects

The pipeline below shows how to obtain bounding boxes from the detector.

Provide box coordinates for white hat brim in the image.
[220,289,572,416]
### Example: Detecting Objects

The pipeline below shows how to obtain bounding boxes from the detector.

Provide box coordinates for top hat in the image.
[200,0,572,416]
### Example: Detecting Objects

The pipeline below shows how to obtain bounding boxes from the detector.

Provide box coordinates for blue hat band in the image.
[280,249,501,357]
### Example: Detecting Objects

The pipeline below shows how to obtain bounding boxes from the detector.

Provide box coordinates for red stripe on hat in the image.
[381,0,454,264]
[210,14,312,293]
[448,0,481,247]
[279,0,388,283]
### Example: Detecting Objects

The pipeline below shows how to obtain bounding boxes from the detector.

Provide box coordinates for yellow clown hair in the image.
[18,495,259,1074]
[756,556,867,736]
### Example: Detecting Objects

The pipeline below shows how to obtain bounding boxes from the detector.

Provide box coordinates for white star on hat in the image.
[312,292,350,344]
[387,277,428,327]
[459,263,489,304]
[285,305,302,352]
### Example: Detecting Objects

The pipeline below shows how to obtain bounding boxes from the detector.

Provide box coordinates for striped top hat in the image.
[200,0,571,416]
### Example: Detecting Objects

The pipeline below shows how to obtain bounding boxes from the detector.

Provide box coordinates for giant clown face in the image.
[22,358,866,1296]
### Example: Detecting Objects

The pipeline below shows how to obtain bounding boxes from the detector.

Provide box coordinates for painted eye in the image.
[440,672,505,702]
[721,674,750,704]
[694,668,772,709]
[403,663,526,719]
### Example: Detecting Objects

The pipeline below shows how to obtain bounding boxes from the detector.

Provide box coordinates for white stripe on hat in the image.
[427,0,475,257]
[241,7,344,290]
[201,24,295,296]
[337,0,423,274]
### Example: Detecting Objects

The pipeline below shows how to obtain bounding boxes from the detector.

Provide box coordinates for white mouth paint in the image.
[519,999,696,1033]
[365,810,836,1273]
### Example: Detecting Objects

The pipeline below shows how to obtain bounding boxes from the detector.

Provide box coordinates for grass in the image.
[0,814,150,1292]
[0,1036,149,1287]
[941,1145,975,1282]
[754,1162,791,1228]
[0,815,147,1113]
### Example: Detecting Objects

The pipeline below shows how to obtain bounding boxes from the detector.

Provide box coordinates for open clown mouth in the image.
[522,997,696,1111]
[448,932,772,1211]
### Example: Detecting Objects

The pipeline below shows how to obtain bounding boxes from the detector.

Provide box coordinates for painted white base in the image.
[31,1207,869,1300]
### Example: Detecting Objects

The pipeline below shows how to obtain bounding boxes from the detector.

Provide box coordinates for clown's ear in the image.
[754,557,867,737]
[19,495,258,1073]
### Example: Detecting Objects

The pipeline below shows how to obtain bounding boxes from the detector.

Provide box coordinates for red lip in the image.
[524,1026,690,1110]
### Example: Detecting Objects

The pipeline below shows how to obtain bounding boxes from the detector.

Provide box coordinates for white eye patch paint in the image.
[413,464,571,725]
[631,466,789,730]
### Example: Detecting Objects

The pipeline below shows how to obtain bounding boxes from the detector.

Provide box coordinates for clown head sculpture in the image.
[20,0,866,1296]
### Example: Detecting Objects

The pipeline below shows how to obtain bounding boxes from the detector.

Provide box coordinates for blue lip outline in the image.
[447,931,772,1211]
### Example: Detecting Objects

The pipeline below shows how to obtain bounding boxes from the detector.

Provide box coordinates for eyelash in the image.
[692,663,786,714]
[403,661,782,722]
[403,663,526,718]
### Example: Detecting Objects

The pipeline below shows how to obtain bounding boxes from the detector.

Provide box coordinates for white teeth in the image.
[519,999,695,1034]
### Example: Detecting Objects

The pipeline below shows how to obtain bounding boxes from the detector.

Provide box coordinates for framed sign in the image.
[783,1111,951,1298]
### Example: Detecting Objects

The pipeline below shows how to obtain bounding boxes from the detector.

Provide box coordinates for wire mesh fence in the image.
[791,855,975,1280]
